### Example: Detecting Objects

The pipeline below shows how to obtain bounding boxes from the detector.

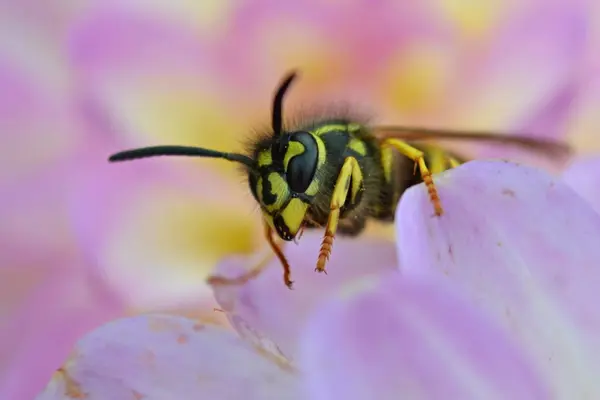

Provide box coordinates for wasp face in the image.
[249,130,320,241]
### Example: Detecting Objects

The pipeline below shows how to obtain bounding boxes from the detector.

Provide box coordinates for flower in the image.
[35,160,600,398]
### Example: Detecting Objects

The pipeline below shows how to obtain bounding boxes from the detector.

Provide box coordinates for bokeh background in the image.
[2,0,600,396]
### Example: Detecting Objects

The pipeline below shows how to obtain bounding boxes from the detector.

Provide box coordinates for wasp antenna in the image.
[108,145,256,169]
[272,71,298,136]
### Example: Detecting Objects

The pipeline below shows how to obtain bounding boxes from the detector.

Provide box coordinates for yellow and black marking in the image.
[107,70,572,290]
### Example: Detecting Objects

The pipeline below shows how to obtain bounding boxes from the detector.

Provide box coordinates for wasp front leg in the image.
[316,156,363,274]
[381,138,443,216]
[207,221,293,288]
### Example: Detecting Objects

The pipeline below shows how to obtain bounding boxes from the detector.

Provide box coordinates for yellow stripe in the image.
[381,146,394,182]
[312,124,347,136]
[348,138,367,156]
[313,134,327,169]
[305,176,320,196]
[258,150,272,167]
[347,123,362,132]
[312,123,362,136]
[283,141,305,170]
[264,172,289,213]
[279,198,309,236]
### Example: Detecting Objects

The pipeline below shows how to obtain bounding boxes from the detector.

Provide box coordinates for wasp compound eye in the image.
[286,131,318,193]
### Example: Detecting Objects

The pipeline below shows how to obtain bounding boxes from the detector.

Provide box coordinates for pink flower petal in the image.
[211,232,398,359]
[0,58,79,184]
[0,19,91,267]
[36,314,300,400]
[299,272,548,399]
[0,261,123,400]
[68,6,213,78]
[562,156,600,214]
[0,0,84,39]
[67,1,454,130]
[1,166,77,268]
[453,2,587,131]
[568,66,600,153]
[67,146,261,312]
[396,160,600,397]
[475,80,580,172]
[67,5,257,165]
[224,0,452,95]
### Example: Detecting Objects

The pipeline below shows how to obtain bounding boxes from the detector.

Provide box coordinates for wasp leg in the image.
[426,146,448,174]
[265,223,294,288]
[381,138,443,216]
[207,222,294,289]
[446,156,462,168]
[427,146,464,171]
[316,156,363,274]
[422,144,462,171]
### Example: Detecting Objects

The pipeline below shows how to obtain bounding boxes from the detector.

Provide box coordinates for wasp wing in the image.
[372,126,572,160]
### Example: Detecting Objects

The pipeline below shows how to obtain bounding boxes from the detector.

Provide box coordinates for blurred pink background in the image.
[1,0,599,397]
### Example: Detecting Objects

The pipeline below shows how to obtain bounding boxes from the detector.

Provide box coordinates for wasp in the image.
[108,70,571,289]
